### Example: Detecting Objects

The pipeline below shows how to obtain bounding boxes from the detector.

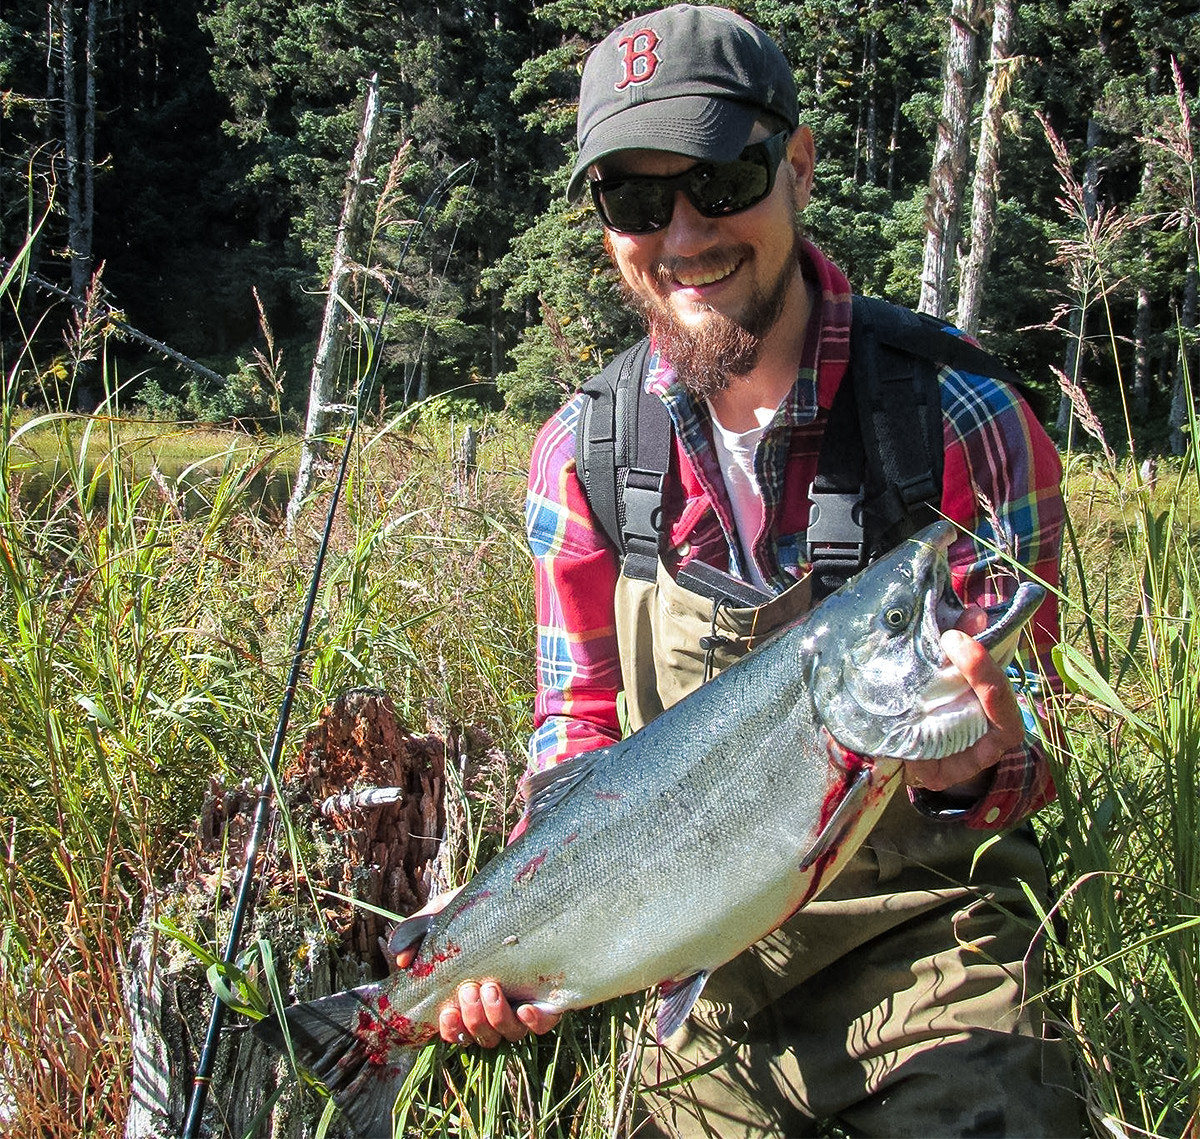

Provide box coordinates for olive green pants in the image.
[632,795,1081,1138]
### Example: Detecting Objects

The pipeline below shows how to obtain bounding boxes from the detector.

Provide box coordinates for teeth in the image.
[675,261,738,287]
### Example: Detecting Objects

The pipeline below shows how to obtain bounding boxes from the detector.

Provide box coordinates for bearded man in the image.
[403,6,1081,1135]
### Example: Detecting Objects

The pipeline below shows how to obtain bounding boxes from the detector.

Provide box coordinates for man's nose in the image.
[662,190,718,252]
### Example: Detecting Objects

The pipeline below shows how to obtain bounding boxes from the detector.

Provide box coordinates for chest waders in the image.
[613,543,1077,1139]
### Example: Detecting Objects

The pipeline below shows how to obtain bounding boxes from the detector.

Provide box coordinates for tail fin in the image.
[254,984,419,1139]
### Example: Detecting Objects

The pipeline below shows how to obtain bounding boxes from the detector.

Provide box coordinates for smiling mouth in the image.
[659,251,746,291]
[675,261,740,288]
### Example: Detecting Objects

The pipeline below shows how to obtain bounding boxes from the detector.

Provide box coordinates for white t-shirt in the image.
[707,405,774,592]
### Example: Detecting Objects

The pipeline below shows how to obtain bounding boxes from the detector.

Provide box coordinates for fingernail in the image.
[482,982,500,1002]
[456,1032,468,1045]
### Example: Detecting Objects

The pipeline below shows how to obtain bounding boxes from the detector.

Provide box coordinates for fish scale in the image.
[254,520,1046,1138]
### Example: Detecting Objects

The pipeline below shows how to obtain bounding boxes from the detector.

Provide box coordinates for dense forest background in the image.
[1,0,1198,453]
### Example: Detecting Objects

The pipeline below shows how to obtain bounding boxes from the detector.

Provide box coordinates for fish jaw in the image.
[893,578,1048,758]
[811,523,1047,761]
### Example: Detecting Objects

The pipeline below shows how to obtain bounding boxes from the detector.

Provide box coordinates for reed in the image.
[1037,72,1200,1137]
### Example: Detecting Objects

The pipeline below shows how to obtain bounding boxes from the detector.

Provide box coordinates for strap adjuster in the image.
[621,468,665,549]
[805,488,865,563]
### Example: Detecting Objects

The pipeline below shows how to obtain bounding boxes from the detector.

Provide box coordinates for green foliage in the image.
[1,0,1195,447]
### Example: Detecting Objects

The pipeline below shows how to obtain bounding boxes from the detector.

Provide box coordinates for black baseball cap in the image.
[567,4,799,203]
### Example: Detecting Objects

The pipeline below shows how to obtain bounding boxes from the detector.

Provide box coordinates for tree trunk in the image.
[1132,158,1156,423]
[887,81,902,196]
[1132,59,1161,424]
[287,73,383,535]
[955,0,1015,339]
[853,2,878,185]
[864,13,879,184]
[918,0,986,319]
[123,692,480,1139]
[57,0,96,306]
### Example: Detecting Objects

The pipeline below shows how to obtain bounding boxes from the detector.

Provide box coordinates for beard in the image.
[615,236,799,401]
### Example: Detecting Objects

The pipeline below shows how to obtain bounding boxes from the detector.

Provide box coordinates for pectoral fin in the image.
[656,971,709,1042]
[799,765,872,872]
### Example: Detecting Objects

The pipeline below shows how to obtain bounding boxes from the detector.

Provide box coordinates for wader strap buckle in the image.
[805,487,866,565]
[701,597,739,684]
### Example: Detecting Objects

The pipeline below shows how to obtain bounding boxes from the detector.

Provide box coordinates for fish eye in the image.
[884,606,909,630]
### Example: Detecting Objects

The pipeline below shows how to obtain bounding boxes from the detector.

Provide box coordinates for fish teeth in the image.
[876,691,988,761]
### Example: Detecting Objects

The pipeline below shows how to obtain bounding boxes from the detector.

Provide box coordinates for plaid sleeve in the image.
[524,395,624,780]
[925,368,1065,831]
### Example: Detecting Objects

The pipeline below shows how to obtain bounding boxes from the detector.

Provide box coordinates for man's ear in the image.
[788,126,816,210]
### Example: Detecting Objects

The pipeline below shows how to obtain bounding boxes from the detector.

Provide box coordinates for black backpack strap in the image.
[575,337,667,582]
[807,296,993,600]
[851,295,946,545]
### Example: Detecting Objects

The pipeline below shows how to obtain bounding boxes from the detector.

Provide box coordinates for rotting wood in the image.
[123,690,507,1138]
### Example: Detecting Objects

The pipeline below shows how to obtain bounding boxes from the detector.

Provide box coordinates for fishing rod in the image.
[181,154,476,1139]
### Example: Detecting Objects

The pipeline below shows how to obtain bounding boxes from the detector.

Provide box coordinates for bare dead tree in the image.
[919,0,986,320]
[287,73,384,535]
[956,0,1016,339]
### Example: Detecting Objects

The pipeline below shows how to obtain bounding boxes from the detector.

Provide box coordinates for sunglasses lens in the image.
[691,154,771,216]
[593,180,672,234]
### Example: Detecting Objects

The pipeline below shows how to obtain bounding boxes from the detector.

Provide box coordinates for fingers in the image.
[940,628,1024,749]
[437,982,563,1048]
[516,1002,562,1035]
[904,752,991,793]
[903,624,1027,795]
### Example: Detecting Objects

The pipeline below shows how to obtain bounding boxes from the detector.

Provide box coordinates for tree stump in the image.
[123,690,492,1139]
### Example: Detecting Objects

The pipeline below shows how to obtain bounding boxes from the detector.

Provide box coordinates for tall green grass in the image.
[1043,446,1200,1138]
[1036,78,1200,1136]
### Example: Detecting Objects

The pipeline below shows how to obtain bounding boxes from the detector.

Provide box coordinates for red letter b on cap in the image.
[615,29,659,90]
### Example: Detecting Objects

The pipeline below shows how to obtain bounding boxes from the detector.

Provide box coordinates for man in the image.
[406,6,1079,1135]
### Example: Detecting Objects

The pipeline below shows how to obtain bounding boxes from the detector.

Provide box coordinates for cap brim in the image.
[567,97,761,203]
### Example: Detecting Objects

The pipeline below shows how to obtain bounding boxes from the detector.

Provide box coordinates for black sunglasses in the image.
[589,131,791,235]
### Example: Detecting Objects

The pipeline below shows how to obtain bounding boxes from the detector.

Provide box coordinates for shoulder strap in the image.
[576,337,666,582]
[807,295,1023,600]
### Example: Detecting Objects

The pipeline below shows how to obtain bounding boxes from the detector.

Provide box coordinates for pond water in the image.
[11,455,294,521]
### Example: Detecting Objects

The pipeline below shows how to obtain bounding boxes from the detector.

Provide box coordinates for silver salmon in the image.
[254,520,1045,1137]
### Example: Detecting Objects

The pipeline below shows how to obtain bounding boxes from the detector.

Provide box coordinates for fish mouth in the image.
[975,582,1047,665]
[913,579,1047,758]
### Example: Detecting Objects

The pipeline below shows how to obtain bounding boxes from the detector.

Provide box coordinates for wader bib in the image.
[616,564,1081,1139]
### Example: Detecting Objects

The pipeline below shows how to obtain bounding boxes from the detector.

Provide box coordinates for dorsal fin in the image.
[523,748,608,824]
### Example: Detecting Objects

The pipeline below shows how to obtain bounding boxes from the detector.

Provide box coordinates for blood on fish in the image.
[448,889,492,919]
[817,741,869,829]
[407,941,462,979]
[593,791,623,801]
[514,849,548,883]
[794,745,874,911]
[355,1005,437,1063]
